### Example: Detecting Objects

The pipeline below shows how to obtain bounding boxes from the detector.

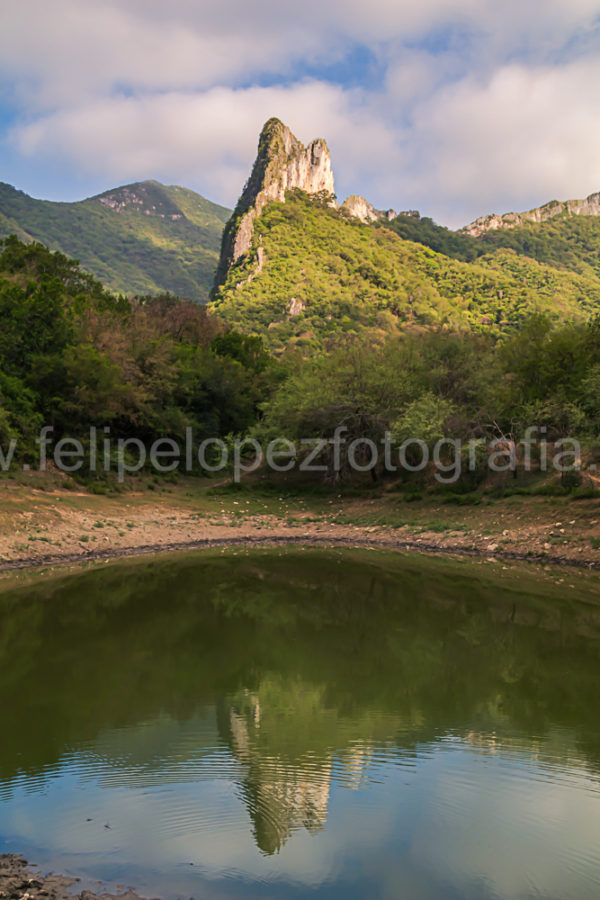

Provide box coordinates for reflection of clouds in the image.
[0,767,340,891]
[409,740,600,900]
[0,699,392,892]
[2,717,600,898]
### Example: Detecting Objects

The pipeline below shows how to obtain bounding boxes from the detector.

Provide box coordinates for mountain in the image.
[384,206,600,284]
[0,180,231,302]
[214,117,336,290]
[212,119,600,348]
[462,190,600,237]
[5,118,600,322]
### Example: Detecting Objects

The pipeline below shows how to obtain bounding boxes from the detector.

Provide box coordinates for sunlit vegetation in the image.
[4,192,600,487]
[212,191,600,349]
[384,210,600,281]
[259,318,600,464]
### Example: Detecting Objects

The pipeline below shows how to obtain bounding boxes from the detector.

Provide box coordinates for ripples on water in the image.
[1,549,600,899]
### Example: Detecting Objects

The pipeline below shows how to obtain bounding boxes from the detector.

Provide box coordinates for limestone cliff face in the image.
[214,118,335,290]
[462,191,600,237]
[341,195,397,224]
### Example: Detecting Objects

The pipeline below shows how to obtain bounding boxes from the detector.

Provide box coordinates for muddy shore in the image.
[1,530,599,574]
[0,856,152,900]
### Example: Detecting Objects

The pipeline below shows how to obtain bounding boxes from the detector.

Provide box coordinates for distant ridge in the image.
[0,180,231,302]
[462,190,600,237]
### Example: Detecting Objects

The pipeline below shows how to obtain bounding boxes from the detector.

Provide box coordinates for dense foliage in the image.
[381,214,481,261]
[260,318,600,469]
[384,211,600,282]
[3,212,600,485]
[0,181,231,302]
[0,237,278,461]
[213,192,600,350]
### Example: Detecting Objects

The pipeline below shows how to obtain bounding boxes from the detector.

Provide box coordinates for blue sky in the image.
[1,1,600,227]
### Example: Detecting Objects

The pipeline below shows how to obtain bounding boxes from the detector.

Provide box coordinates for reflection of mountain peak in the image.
[244,764,332,855]
[219,691,334,854]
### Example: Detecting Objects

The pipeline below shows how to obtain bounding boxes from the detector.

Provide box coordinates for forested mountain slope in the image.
[0,180,231,302]
[212,190,600,349]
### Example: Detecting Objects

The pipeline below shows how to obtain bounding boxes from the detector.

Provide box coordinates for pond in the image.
[1,549,600,899]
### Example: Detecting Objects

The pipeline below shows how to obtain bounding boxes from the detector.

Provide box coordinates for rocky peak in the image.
[462,190,600,237]
[214,119,335,289]
[341,195,397,224]
[93,181,184,220]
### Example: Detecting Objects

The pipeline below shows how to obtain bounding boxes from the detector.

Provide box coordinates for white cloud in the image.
[9,82,400,208]
[1,0,599,108]
[3,0,600,224]
[392,59,600,225]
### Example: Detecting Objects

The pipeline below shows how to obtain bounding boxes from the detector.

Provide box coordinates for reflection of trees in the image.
[1,548,600,821]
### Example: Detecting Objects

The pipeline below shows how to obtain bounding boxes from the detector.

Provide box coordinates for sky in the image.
[1,0,600,227]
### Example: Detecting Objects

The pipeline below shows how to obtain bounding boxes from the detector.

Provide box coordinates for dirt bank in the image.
[1,529,599,573]
[1,475,600,573]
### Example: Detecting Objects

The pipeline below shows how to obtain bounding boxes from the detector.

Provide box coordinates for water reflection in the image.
[1,550,600,898]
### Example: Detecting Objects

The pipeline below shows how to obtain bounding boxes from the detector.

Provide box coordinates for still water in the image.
[1,549,600,899]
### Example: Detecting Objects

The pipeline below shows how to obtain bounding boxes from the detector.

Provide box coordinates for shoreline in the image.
[1,529,599,574]
[0,855,151,900]
[2,476,600,577]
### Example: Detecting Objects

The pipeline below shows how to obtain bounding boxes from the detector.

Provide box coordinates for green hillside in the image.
[0,180,231,302]
[384,210,600,280]
[3,233,600,475]
[212,190,600,348]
